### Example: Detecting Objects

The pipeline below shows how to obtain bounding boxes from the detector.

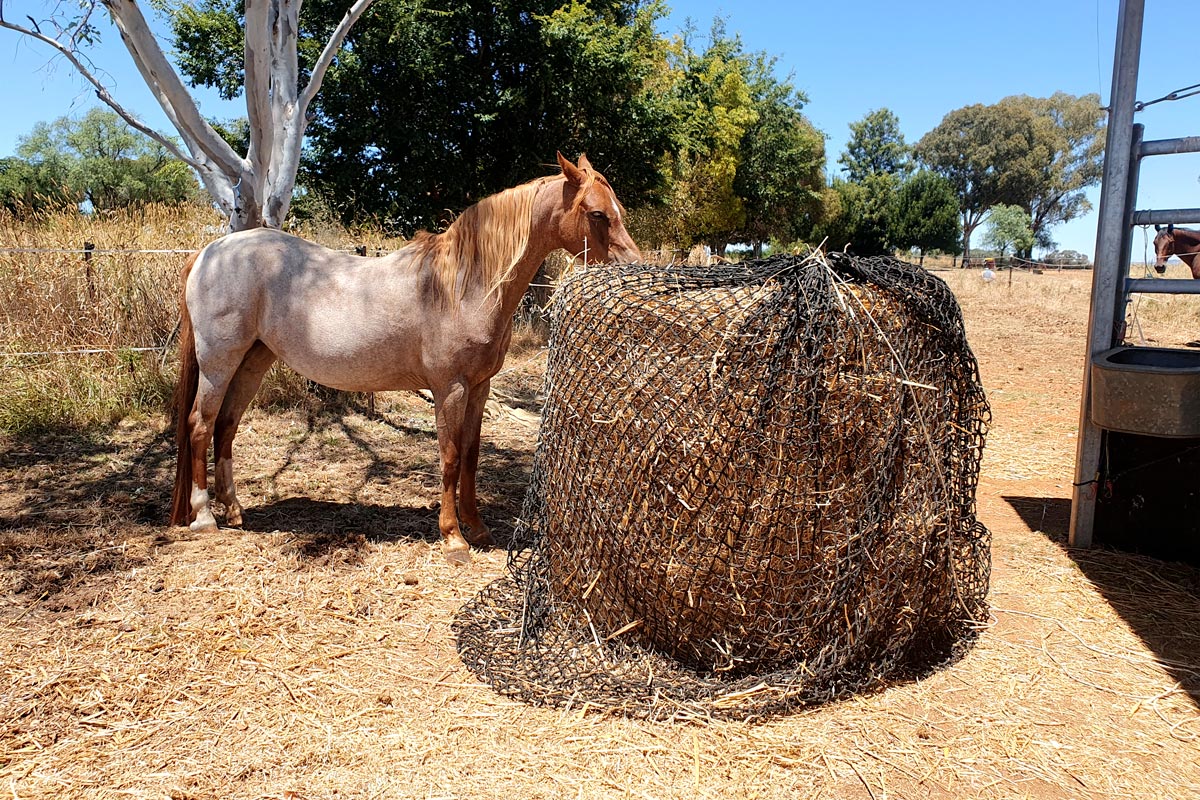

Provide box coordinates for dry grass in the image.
[0,205,222,432]
[1,227,1198,798]
[0,207,451,432]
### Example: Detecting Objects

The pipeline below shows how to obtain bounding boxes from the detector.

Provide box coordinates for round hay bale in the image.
[455,251,990,720]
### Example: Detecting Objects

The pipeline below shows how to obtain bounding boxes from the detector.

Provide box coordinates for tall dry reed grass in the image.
[0,203,560,434]
[0,204,222,433]
[7,203,1195,435]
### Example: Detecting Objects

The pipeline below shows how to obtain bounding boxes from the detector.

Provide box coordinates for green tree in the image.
[12,110,201,211]
[914,102,1048,259]
[3,0,374,230]
[732,52,826,256]
[660,20,759,253]
[661,20,826,255]
[814,109,914,257]
[890,170,961,264]
[815,174,893,257]
[171,0,675,233]
[982,204,1035,258]
[0,154,75,213]
[997,93,1105,254]
[838,108,911,182]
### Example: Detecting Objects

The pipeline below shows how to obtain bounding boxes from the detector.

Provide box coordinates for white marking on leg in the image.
[190,483,218,531]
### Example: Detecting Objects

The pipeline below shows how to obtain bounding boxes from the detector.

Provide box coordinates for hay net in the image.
[455,251,991,721]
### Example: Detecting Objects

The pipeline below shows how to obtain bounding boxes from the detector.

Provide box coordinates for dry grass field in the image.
[1,228,1199,798]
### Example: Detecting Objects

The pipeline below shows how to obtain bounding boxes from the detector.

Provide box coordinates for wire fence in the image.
[0,242,385,361]
[0,241,1092,363]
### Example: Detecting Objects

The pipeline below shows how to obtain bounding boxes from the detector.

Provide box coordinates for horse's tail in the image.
[170,251,201,526]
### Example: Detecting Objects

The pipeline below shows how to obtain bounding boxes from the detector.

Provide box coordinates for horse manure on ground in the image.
[454,251,991,721]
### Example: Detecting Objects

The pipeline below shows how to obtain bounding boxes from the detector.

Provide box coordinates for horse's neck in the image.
[1180,249,1200,278]
[492,242,556,320]
[486,182,561,320]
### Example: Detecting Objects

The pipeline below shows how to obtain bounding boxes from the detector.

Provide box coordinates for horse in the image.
[1153,224,1200,278]
[170,152,641,564]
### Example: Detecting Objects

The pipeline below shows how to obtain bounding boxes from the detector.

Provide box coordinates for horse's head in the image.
[1153,223,1175,274]
[554,152,642,264]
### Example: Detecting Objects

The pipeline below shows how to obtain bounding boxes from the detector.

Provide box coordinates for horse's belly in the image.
[266,330,428,393]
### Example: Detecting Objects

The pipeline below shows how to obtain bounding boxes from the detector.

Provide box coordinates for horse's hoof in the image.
[225,511,243,527]
[465,528,495,548]
[189,518,219,533]
[444,546,472,567]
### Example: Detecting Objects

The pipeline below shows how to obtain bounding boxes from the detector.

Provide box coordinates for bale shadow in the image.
[1004,495,1200,710]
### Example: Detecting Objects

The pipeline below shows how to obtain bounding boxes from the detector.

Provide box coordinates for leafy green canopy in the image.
[170,0,677,233]
[656,20,825,253]
[838,108,911,183]
[915,93,1104,256]
[815,107,914,257]
[167,3,827,244]
[891,170,961,257]
[982,204,1035,257]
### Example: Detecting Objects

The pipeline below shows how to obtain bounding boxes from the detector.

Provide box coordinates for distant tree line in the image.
[1,1,1104,261]
[1,108,201,213]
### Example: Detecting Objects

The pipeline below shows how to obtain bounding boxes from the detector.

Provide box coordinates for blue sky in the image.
[2,0,1197,258]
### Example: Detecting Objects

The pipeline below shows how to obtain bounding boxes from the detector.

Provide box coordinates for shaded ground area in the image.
[1,274,1198,799]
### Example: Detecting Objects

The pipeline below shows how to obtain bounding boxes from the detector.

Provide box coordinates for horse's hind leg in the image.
[213,342,276,527]
[187,352,251,532]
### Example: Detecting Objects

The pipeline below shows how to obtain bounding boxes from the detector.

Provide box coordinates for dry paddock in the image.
[1,265,1198,799]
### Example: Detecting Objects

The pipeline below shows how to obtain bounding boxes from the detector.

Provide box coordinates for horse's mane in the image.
[410,169,602,306]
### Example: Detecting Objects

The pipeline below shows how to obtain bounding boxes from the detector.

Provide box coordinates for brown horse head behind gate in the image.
[1154,223,1200,279]
[171,153,640,564]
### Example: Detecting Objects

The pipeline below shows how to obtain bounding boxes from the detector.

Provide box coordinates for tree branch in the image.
[102,0,244,178]
[299,0,375,113]
[243,0,273,184]
[0,13,198,170]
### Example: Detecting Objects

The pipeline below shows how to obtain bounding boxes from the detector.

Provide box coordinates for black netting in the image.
[454,251,991,721]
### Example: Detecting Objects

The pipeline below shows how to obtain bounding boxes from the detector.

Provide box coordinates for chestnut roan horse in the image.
[1153,224,1200,278]
[171,153,640,564]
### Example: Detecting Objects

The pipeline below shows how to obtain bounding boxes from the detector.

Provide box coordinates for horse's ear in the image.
[1168,223,1175,233]
[578,153,594,172]
[557,151,585,187]
[1156,224,1162,232]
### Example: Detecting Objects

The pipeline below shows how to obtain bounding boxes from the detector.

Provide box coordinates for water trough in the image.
[1091,346,1200,438]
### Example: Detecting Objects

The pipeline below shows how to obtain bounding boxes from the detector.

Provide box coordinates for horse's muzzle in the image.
[1155,263,1167,274]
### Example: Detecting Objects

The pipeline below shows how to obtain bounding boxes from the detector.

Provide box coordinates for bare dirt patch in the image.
[1,272,1198,799]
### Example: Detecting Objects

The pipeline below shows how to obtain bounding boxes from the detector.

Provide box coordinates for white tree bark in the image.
[1,0,376,231]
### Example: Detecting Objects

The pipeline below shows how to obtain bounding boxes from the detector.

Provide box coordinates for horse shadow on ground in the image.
[0,407,532,601]
[0,423,178,604]
[1003,495,1200,711]
[239,405,531,559]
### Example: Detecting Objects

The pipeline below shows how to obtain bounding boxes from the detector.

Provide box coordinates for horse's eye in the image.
[589,211,607,221]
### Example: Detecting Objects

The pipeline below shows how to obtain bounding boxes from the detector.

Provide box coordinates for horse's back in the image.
[187,228,436,391]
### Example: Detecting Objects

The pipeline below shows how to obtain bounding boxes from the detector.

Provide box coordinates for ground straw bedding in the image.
[0,229,1197,797]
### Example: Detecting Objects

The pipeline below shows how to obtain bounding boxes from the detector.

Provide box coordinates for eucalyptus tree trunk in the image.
[2,0,375,231]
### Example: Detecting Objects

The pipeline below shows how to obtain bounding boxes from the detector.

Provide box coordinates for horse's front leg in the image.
[458,379,496,548]
[433,380,473,565]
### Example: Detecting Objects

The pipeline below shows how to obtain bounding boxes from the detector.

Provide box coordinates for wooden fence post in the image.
[83,241,95,300]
